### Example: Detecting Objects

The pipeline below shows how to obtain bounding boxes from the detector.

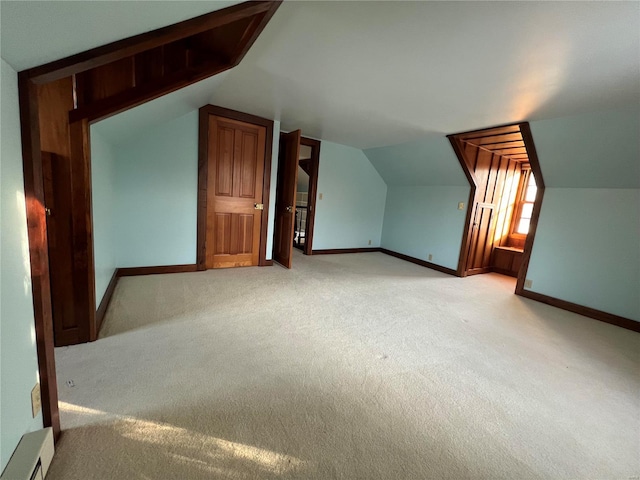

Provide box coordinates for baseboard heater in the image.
[1,428,54,480]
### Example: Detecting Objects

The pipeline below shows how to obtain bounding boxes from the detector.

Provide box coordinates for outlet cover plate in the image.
[524,279,533,288]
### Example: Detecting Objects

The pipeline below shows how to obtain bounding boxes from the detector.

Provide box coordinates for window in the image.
[512,167,537,235]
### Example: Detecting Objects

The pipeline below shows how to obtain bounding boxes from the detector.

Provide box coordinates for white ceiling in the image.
[0,1,241,71]
[2,1,639,150]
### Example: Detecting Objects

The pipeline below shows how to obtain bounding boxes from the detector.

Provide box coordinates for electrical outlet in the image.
[368,240,372,245]
[428,254,433,261]
[318,193,323,200]
[458,202,465,210]
[524,279,533,288]
[31,383,41,418]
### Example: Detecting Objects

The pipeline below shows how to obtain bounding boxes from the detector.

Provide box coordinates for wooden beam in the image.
[18,73,61,439]
[68,119,97,341]
[22,1,277,84]
[515,123,545,295]
[70,59,232,124]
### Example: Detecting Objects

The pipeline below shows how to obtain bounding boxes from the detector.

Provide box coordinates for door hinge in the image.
[44,207,52,216]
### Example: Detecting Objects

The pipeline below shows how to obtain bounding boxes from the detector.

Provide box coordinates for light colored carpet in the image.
[49,251,639,479]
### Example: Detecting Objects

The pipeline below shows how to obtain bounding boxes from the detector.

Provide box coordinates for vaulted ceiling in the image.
[2,1,638,150]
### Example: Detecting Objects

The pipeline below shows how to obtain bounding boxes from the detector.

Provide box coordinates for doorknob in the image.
[254,203,264,210]
[285,205,293,212]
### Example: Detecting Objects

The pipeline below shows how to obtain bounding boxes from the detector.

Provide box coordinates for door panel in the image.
[206,115,265,268]
[273,130,301,269]
[42,152,80,345]
[466,203,495,274]
[215,126,234,196]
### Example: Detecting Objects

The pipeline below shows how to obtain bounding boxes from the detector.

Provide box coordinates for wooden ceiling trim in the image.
[488,147,528,156]
[470,132,523,145]
[63,1,281,124]
[22,1,278,84]
[457,124,521,140]
[479,140,526,149]
[69,56,231,123]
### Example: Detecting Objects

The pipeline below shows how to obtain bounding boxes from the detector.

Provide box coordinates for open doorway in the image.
[273,133,320,268]
[448,123,545,289]
[294,138,320,255]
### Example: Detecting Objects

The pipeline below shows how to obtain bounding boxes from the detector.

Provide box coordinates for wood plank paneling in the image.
[458,141,521,275]
[75,57,135,106]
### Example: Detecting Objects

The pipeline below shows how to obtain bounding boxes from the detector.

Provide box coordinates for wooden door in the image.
[42,152,82,346]
[205,115,266,268]
[466,202,495,274]
[273,130,301,268]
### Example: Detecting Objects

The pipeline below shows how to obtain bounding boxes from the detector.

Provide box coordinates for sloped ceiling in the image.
[530,107,640,188]
[364,137,467,187]
[2,1,639,187]
[0,1,241,71]
[94,72,230,145]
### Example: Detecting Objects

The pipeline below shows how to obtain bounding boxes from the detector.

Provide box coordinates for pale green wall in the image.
[364,136,467,187]
[313,141,387,249]
[365,135,469,269]
[113,112,199,267]
[525,188,639,321]
[530,108,639,188]
[90,129,117,304]
[382,186,469,270]
[0,58,43,472]
[106,113,280,265]
[524,107,640,321]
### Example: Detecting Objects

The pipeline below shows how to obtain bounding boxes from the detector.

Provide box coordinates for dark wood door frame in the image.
[299,137,321,255]
[447,122,545,294]
[16,1,281,441]
[273,130,302,268]
[196,104,274,269]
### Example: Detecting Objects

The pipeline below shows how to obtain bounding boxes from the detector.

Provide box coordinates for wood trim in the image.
[515,123,545,295]
[508,164,532,238]
[448,122,545,283]
[517,290,640,333]
[96,270,119,335]
[260,116,274,266]
[22,1,279,84]
[69,119,98,342]
[196,104,274,268]
[262,260,274,266]
[312,248,381,255]
[446,135,476,277]
[117,264,198,277]
[380,249,460,277]
[18,73,60,439]
[70,60,233,124]
[231,2,282,66]
[196,107,209,271]
[300,137,321,255]
[492,267,518,278]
